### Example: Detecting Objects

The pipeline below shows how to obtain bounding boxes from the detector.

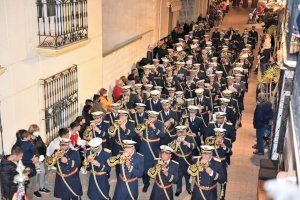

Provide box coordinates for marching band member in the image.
[53,138,83,200]
[148,145,179,200]
[168,126,195,196]
[85,138,111,200]
[119,85,138,112]
[214,98,237,126]
[135,111,164,192]
[104,103,121,126]
[184,105,207,154]
[108,140,144,200]
[159,100,178,145]
[188,145,226,200]
[146,90,163,112]
[194,88,212,124]
[205,112,236,143]
[206,128,231,200]
[109,110,136,156]
[131,103,148,126]
[83,111,109,148]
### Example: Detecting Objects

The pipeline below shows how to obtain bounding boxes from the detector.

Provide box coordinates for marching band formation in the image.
[42,19,259,200]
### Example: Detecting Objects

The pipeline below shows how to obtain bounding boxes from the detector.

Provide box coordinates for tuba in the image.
[135,119,152,133]
[108,120,121,137]
[45,150,65,168]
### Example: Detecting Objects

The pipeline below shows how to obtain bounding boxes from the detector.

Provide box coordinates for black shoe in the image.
[33,191,42,198]
[39,188,51,193]
[187,189,192,194]
[175,191,181,196]
[142,184,149,193]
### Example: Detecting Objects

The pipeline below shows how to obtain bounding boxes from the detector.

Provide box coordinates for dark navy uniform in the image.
[188,157,226,200]
[149,160,179,200]
[214,106,237,126]
[185,116,207,151]
[138,120,165,187]
[87,148,112,200]
[111,120,136,156]
[105,112,119,126]
[194,96,212,124]
[112,152,144,200]
[159,110,179,145]
[205,122,236,143]
[146,98,163,112]
[169,136,195,194]
[54,149,83,199]
[94,121,110,149]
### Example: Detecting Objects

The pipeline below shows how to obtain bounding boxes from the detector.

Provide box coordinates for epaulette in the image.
[228,106,233,108]
[171,160,179,165]
[158,120,164,123]
[209,121,215,124]
[104,148,111,153]
[103,120,110,123]
[137,152,144,156]
[226,122,233,126]
[214,106,220,108]
[213,157,222,162]
[106,112,111,114]
[129,119,135,123]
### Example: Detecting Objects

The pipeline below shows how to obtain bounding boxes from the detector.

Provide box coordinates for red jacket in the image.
[112,86,123,102]
[70,131,79,146]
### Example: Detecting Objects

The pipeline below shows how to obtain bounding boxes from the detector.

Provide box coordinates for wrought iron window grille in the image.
[37,0,88,49]
[41,65,78,143]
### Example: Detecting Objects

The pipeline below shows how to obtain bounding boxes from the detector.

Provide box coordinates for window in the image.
[36,0,88,49]
[41,65,78,142]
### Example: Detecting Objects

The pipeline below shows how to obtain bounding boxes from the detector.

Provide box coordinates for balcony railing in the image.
[36,0,88,49]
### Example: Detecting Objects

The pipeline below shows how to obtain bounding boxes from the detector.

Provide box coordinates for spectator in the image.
[75,116,87,138]
[46,128,70,157]
[92,94,104,112]
[82,104,93,124]
[28,124,50,197]
[112,79,124,102]
[16,129,39,198]
[99,88,113,113]
[253,92,273,155]
[0,145,26,200]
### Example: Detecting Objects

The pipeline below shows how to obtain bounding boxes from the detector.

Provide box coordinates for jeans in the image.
[35,161,46,191]
[256,128,265,154]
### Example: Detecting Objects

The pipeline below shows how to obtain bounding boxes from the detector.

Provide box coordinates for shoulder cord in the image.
[57,161,80,200]
[121,163,135,200]
[91,164,109,200]
[158,171,170,200]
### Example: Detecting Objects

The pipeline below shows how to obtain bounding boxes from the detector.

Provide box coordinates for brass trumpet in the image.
[108,120,122,137]
[148,159,168,179]
[83,121,96,141]
[135,119,152,132]
[81,151,97,174]
[107,153,132,168]
[45,150,65,168]
[187,161,211,177]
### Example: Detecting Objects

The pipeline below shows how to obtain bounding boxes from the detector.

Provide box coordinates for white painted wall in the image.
[0,0,103,154]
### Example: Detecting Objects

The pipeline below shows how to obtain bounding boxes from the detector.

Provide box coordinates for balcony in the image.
[36,0,89,56]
